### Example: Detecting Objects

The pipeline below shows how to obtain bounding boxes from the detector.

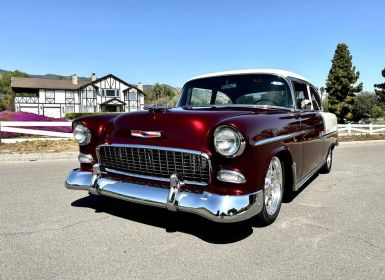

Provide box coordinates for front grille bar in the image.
[96,144,211,186]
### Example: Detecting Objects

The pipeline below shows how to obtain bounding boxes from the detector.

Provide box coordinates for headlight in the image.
[73,123,91,145]
[214,126,245,157]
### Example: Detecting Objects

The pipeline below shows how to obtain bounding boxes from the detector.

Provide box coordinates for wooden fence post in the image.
[347,123,351,135]
[369,123,373,135]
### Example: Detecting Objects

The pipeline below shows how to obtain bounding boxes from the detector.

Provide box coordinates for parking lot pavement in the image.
[0,142,384,280]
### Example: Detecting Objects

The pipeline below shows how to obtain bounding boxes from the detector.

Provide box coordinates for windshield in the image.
[177,74,293,108]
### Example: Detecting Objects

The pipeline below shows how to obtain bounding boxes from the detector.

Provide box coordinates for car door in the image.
[292,81,324,180]
[308,86,326,163]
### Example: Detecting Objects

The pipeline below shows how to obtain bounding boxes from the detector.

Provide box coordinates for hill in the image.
[0,68,180,90]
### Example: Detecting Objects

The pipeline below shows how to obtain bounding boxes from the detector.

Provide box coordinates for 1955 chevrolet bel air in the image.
[65,69,338,225]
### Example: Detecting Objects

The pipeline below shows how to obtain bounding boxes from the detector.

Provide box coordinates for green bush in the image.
[64,112,120,119]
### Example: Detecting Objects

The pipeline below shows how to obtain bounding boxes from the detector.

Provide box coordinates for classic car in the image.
[65,69,338,225]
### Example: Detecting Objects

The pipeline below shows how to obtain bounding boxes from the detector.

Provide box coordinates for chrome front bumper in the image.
[65,167,263,223]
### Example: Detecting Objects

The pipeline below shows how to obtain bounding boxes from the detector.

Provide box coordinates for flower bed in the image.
[0,110,72,137]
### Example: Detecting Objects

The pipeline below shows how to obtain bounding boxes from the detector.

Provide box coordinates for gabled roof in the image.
[10,74,144,93]
[11,77,90,90]
[188,69,310,83]
[80,74,132,89]
[100,97,126,105]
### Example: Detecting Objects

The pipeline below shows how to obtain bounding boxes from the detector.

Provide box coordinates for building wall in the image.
[14,75,145,118]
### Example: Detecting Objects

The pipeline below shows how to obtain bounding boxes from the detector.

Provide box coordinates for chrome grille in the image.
[97,145,210,185]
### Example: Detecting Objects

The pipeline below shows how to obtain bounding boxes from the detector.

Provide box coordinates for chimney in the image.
[137,82,143,91]
[72,74,78,85]
[91,73,96,81]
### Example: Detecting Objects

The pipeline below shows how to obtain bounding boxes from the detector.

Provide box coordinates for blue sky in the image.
[0,0,384,91]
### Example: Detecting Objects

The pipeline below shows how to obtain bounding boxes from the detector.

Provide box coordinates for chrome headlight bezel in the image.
[73,123,91,146]
[213,126,246,158]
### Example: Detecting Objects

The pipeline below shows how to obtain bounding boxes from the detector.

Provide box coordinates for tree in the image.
[144,83,178,106]
[352,92,384,122]
[326,43,362,123]
[0,70,28,111]
[374,68,385,108]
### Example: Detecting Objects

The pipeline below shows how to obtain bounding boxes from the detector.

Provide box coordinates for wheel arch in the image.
[263,146,295,194]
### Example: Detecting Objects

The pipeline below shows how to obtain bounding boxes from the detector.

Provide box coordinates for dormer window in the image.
[102,89,119,97]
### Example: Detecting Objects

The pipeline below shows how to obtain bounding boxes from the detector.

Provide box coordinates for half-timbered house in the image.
[11,73,144,118]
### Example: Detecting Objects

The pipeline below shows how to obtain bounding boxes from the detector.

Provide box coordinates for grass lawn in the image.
[0,139,78,154]
[338,134,385,142]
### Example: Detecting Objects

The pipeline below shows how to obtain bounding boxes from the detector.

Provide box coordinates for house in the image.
[11,73,145,118]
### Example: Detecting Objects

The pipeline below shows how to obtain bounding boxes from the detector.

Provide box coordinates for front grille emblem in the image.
[131,130,162,138]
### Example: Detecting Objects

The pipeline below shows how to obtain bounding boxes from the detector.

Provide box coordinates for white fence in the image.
[0,121,73,143]
[1,121,385,143]
[337,124,385,135]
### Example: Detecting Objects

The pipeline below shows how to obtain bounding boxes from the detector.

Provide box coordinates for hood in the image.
[105,107,257,152]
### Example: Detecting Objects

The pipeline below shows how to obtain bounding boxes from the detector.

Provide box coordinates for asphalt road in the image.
[1,142,384,280]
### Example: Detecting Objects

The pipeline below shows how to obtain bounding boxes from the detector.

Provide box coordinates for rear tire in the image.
[257,156,284,225]
[320,148,333,174]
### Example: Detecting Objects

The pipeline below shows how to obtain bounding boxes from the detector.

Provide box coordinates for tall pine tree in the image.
[326,43,362,123]
[374,68,385,108]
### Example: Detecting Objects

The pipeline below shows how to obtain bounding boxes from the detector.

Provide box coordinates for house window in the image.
[65,91,74,98]
[45,90,55,103]
[82,106,96,112]
[66,106,75,113]
[129,91,137,101]
[84,90,95,98]
[103,89,118,97]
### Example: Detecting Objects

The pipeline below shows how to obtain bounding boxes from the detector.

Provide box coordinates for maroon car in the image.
[65,69,338,225]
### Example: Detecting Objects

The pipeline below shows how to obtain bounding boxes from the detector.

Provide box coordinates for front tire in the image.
[257,156,284,225]
[320,148,333,174]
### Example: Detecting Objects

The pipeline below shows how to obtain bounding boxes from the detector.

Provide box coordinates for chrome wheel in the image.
[264,156,283,216]
[326,150,332,169]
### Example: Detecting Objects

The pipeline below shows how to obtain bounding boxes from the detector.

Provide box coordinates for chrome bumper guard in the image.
[65,165,263,223]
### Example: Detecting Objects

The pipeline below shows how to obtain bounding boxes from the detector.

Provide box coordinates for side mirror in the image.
[301,99,312,110]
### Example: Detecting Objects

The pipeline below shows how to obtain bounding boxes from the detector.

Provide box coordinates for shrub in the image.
[64,112,120,119]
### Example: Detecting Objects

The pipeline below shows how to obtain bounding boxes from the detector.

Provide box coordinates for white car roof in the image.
[188,69,310,83]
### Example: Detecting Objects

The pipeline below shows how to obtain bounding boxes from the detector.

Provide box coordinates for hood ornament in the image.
[131,130,162,138]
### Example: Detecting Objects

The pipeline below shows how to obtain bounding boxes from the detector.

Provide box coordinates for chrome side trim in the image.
[65,169,264,223]
[96,144,212,186]
[254,130,310,147]
[321,129,337,138]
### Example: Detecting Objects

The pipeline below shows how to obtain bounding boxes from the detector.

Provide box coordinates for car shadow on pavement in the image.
[70,173,322,243]
[71,195,257,244]
[283,173,319,203]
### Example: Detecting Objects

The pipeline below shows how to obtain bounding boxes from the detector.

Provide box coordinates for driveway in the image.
[0,142,384,279]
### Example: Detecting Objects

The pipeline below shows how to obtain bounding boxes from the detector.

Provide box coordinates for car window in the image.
[293,82,310,110]
[190,88,212,106]
[309,87,321,110]
[215,91,232,105]
[178,74,293,108]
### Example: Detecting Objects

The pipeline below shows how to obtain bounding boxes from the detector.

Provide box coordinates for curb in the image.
[0,152,78,162]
